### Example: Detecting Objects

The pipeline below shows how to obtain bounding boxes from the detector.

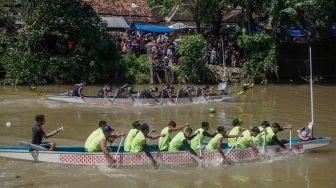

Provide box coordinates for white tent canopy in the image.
[168,22,190,30]
[101,16,130,29]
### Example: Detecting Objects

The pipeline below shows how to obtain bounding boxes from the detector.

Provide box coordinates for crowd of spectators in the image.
[113,31,243,68]
[206,40,244,68]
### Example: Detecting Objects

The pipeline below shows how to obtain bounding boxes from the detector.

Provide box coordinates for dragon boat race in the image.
[1,0,335,187]
[0,84,335,187]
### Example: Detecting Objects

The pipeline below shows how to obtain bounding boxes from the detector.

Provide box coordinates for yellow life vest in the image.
[158,127,171,151]
[206,133,223,151]
[168,132,186,152]
[191,128,204,150]
[84,128,106,152]
[124,128,138,152]
[130,131,145,153]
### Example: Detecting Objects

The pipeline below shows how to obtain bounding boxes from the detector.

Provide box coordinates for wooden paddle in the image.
[221,137,241,164]
[112,136,124,167]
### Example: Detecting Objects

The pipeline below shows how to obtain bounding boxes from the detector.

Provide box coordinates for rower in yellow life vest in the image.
[130,123,163,167]
[264,123,292,149]
[258,121,271,132]
[84,121,124,164]
[206,126,241,160]
[228,118,245,147]
[168,127,203,160]
[124,121,140,152]
[235,127,259,154]
[190,122,216,151]
[252,127,265,147]
[158,121,189,151]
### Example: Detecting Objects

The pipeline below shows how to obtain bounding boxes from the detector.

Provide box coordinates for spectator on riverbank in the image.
[112,31,243,68]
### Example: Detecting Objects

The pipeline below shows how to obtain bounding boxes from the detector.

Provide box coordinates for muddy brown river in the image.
[0,84,335,188]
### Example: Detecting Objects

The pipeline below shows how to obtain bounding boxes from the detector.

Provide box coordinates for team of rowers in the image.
[70,81,216,100]
[31,114,291,167]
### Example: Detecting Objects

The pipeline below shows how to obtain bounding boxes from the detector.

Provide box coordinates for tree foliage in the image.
[176,35,215,83]
[238,32,278,83]
[1,0,120,85]
[120,53,149,84]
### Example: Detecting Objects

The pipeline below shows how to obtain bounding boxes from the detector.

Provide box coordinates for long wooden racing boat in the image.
[0,137,331,166]
[45,93,236,106]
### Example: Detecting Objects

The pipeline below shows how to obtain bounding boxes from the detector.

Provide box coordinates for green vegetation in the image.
[1,0,120,85]
[237,33,277,84]
[176,35,215,83]
[120,53,149,84]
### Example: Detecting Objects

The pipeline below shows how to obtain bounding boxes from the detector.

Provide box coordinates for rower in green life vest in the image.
[206,126,241,160]
[235,127,259,154]
[259,121,270,132]
[84,121,123,164]
[190,122,216,151]
[228,118,245,147]
[124,121,140,152]
[84,121,124,152]
[252,127,265,147]
[264,123,291,149]
[130,123,163,167]
[158,121,189,151]
[168,127,203,160]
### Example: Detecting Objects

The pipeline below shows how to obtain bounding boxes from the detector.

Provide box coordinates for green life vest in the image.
[228,126,240,147]
[236,130,252,149]
[158,127,171,151]
[130,131,146,153]
[253,132,265,147]
[191,128,204,150]
[168,132,186,152]
[206,133,223,151]
[124,128,138,152]
[84,128,106,152]
[265,127,275,145]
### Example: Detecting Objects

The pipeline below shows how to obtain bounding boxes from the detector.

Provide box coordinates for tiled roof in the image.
[84,0,152,17]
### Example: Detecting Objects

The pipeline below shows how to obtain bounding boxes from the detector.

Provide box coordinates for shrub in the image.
[237,32,278,84]
[176,34,216,83]
[120,53,149,84]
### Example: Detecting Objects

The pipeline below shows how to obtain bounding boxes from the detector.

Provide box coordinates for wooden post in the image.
[148,50,154,84]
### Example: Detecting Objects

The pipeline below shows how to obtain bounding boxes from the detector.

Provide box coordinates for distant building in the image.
[84,0,154,29]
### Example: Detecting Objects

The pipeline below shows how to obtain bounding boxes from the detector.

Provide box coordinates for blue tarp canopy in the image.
[134,23,173,33]
[288,27,306,37]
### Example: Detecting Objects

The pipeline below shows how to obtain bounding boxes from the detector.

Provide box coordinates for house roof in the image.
[84,0,153,18]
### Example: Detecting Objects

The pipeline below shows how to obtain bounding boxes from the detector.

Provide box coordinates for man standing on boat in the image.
[130,123,162,167]
[168,127,203,160]
[124,121,140,152]
[71,81,86,97]
[206,126,240,160]
[97,84,112,98]
[190,122,216,151]
[158,121,189,151]
[32,115,63,151]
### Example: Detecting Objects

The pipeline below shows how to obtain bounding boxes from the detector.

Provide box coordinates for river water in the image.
[0,84,335,188]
